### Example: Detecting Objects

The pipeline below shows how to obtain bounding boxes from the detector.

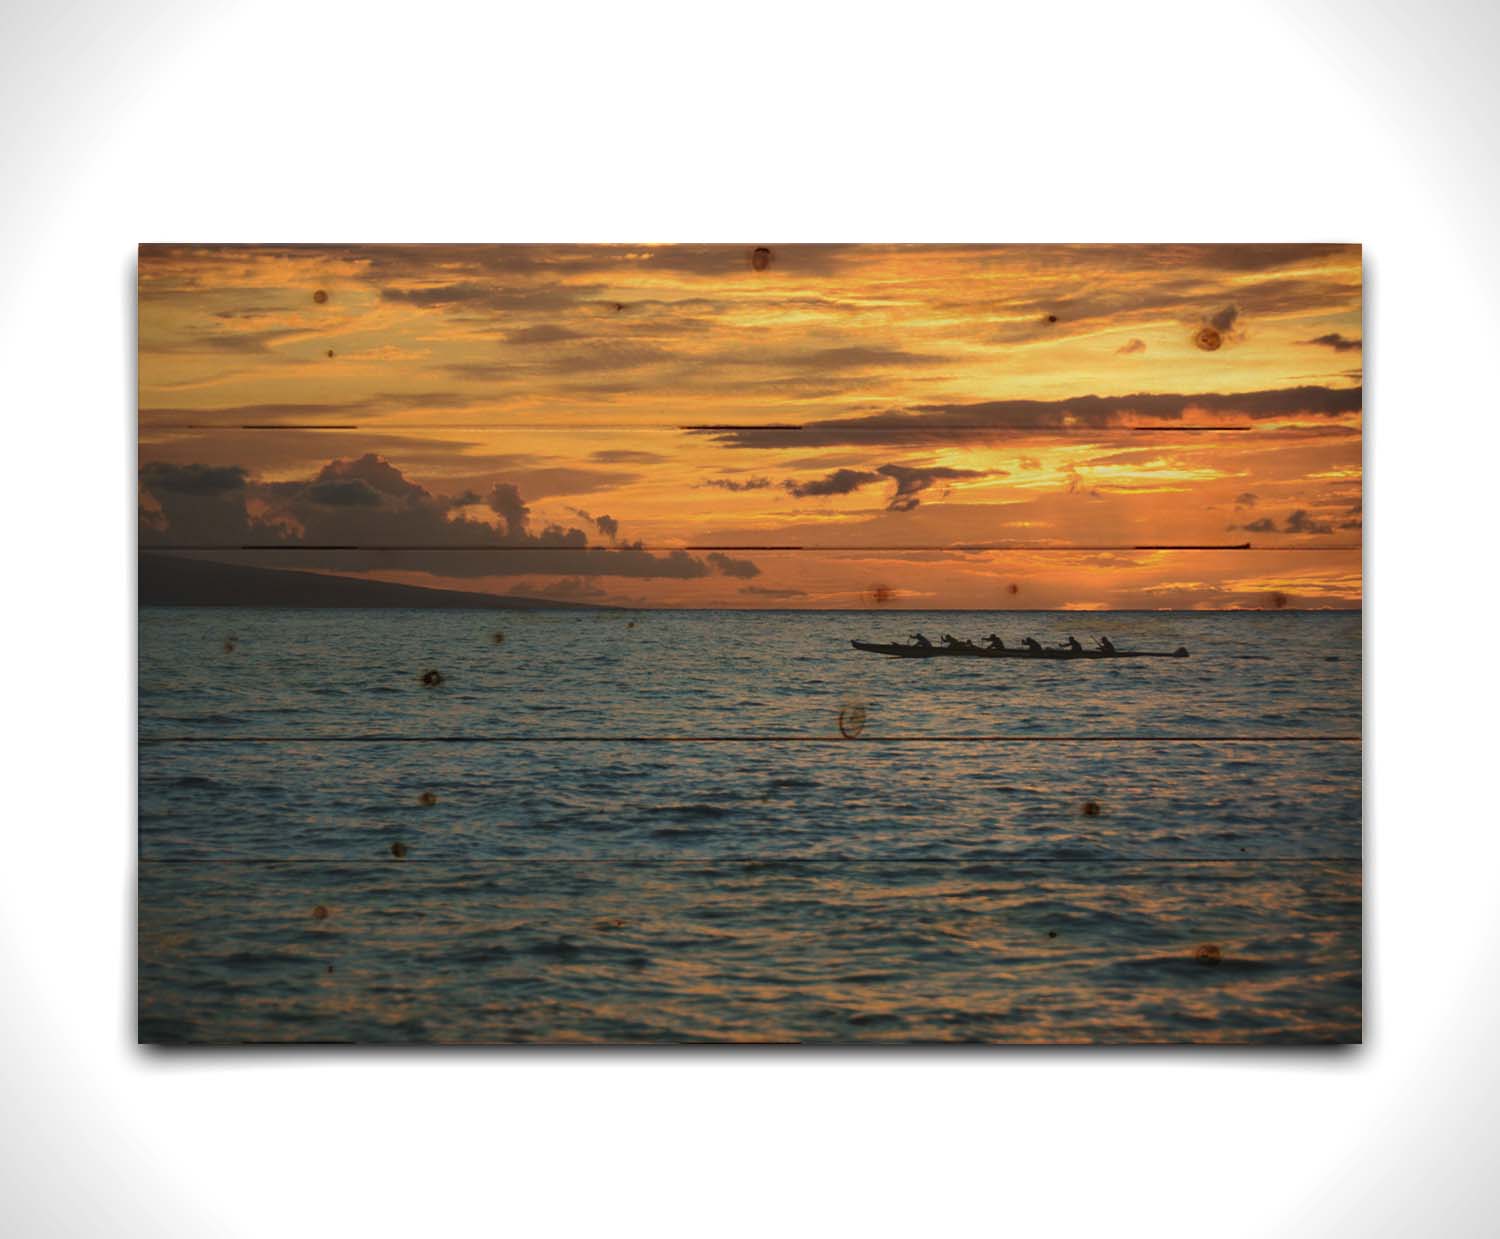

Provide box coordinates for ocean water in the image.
[139,609,1361,1043]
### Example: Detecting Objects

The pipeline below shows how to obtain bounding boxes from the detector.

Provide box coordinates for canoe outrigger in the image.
[850,640,1189,660]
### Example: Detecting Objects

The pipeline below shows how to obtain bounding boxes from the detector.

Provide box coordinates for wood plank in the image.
[139,605,1362,739]
[139,738,1360,863]
[139,243,1362,434]
[137,423,1361,553]
[138,857,1361,1044]
[138,546,1362,613]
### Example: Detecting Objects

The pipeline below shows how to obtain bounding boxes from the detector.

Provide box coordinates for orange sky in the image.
[138,244,1361,608]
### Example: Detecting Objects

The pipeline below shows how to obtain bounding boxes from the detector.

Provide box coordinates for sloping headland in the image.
[139,554,618,609]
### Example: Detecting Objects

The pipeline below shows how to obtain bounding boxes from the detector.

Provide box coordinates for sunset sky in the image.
[138,244,1361,608]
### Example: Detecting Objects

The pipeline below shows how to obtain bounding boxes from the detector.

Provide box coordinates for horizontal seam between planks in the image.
[140,543,1361,552]
[141,423,1311,433]
[137,856,1362,865]
[139,734,1363,744]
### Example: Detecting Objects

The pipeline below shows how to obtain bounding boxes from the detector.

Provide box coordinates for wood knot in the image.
[838,702,867,739]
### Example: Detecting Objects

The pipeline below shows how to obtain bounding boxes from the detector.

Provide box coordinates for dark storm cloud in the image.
[1229,509,1342,536]
[486,482,530,536]
[1207,305,1240,333]
[1284,509,1335,535]
[139,462,248,495]
[1116,339,1146,355]
[699,386,1364,449]
[144,436,560,497]
[138,464,260,543]
[701,476,774,492]
[304,478,383,507]
[781,464,991,511]
[876,464,990,512]
[381,282,604,315]
[705,552,761,579]
[569,508,620,541]
[506,324,586,345]
[783,468,883,498]
[1234,493,1259,509]
[742,346,949,372]
[591,449,668,464]
[1302,332,1363,352]
[314,454,429,501]
[140,454,734,580]
[739,585,808,598]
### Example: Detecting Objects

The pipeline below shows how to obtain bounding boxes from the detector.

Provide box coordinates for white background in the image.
[1,0,1495,1234]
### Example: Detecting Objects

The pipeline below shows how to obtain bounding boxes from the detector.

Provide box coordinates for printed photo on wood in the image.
[138,243,1362,1044]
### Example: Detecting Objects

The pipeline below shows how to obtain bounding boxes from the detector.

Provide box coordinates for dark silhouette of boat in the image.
[850,640,1189,660]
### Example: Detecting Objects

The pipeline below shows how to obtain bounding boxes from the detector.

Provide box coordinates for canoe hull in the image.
[850,640,1189,660]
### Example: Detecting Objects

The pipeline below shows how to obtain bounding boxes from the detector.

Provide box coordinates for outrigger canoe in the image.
[851,641,1189,660]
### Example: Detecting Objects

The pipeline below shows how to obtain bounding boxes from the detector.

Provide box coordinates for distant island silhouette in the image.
[139,554,618,609]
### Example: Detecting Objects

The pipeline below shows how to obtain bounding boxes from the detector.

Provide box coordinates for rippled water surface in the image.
[139,609,1361,1043]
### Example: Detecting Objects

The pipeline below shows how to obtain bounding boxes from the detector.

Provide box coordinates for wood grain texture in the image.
[139,858,1361,1044]
[139,738,1361,862]
[137,242,1362,1043]
[139,606,1361,740]
[138,423,1360,552]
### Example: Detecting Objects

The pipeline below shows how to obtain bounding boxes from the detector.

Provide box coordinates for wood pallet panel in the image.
[137,242,1363,1043]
